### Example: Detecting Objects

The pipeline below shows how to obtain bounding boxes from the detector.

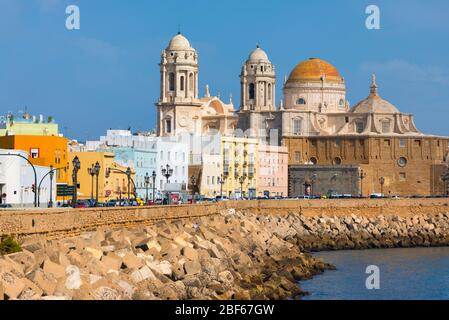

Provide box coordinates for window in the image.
[400,139,407,148]
[384,139,391,147]
[30,148,39,159]
[296,98,306,105]
[399,172,406,181]
[180,76,185,91]
[189,73,194,90]
[398,157,408,167]
[268,83,272,100]
[310,157,318,165]
[292,118,302,136]
[334,157,342,165]
[339,99,345,107]
[249,83,255,99]
[382,120,391,133]
[165,119,172,134]
[335,139,342,147]
[169,73,175,91]
[414,140,422,147]
[294,152,301,162]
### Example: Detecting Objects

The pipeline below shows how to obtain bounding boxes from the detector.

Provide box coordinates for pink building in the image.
[258,145,288,197]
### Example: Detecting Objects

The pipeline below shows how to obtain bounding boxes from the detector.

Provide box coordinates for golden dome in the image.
[287,58,343,83]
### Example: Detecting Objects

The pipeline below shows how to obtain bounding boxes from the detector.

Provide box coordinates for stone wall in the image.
[1,198,448,239]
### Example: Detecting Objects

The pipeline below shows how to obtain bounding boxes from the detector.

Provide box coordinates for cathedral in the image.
[156,33,449,197]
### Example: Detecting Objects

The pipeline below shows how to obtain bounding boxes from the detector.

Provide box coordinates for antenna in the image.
[178,24,181,35]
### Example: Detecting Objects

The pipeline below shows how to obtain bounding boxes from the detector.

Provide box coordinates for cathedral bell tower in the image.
[156,32,202,136]
[237,45,277,139]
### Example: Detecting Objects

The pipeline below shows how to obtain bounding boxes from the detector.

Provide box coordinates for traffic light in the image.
[32,184,36,193]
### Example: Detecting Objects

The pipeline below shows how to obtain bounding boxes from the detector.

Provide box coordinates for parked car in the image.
[75,201,89,208]
[0,204,12,208]
[215,196,229,202]
[370,193,383,199]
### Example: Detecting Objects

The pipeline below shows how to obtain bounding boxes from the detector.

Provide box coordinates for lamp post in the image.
[161,165,173,205]
[94,161,101,206]
[145,172,150,205]
[88,164,95,203]
[218,174,225,198]
[126,167,132,200]
[72,156,81,208]
[48,165,54,208]
[152,171,157,204]
[190,175,196,203]
[360,169,367,197]
[379,176,385,197]
[239,176,245,200]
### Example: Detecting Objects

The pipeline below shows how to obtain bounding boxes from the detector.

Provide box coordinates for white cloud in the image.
[360,59,449,87]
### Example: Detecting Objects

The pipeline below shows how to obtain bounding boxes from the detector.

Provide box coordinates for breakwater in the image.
[0,198,449,300]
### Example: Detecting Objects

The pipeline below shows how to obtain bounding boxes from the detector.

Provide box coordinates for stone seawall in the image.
[1,199,449,300]
[1,199,448,239]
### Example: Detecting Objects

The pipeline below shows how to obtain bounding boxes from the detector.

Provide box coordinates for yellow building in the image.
[68,152,135,203]
[221,136,259,199]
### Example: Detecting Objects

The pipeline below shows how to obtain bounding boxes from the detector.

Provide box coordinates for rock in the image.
[65,265,82,290]
[101,254,122,271]
[18,278,43,300]
[131,266,156,283]
[122,252,144,270]
[43,259,66,280]
[234,290,251,300]
[184,260,202,275]
[85,247,103,260]
[31,269,58,296]
[0,270,26,299]
[182,247,199,261]
[91,286,121,300]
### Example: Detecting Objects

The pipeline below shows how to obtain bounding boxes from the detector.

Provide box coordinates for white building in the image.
[0,149,55,208]
[86,130,189,198]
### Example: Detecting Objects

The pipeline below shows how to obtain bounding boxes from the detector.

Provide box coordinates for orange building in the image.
[0,135,70,186]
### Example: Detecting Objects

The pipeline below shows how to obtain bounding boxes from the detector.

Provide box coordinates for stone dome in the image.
[351,75,400,114]
[287,58,343,83]
[167,33,192,50]
[248,46,269,62]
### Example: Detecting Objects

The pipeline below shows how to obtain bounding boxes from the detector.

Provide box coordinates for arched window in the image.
[249,83,255,100]
[169,73,175,91]
[189,73,194,91]
[297,98,306,105]
[339,99,345,107]
[165,117,172,134]
[180,76,185,91]
[292,118,302,136]
[355,121,364,133]
[333,157,342,165]
[268,83,272,100]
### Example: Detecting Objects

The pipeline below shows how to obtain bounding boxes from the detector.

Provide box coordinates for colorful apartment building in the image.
[258,144,288,197]
[0,113,59,136]
[68,152,135,203]
[221,136,259,199]
[0,135,70,189]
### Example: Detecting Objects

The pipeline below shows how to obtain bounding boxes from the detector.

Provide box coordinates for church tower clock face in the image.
[178,115,188,127]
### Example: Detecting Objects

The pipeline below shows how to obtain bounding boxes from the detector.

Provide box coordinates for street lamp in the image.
[161,165,173,205]
[239,176,245,200]
[126,167,132,200]
[190,175,197,203]
[88,164,96,203]
[379,176,385,197]
[48,165,54,208]
[152,171,157,204]
[72,156,81,208]
[161,164,173,183]
[218,174,225,198]
[94,161,101,206]
[360,169,367,197]
[145,172,150,205]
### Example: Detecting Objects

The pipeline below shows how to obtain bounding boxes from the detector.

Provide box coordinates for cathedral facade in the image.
[156,33,449,197]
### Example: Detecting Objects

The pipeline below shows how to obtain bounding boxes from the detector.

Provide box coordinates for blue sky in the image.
[1,0,449,141]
